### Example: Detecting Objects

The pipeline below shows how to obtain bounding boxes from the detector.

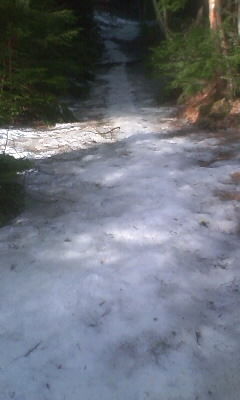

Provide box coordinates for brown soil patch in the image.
[180,80,226,124]
[200,129,240,145]
[199,150,237,167]
[231,172,240,184]
[216,190,240,201]
[230,100,240,116]
[179,81,240,134]
[212,151,236,162]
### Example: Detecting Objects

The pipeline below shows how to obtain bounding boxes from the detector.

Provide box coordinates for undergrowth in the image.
[0,154,31,226]
[151,25,240,102]
[0,0,101,126]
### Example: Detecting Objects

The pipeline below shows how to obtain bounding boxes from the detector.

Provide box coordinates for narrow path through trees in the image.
[0,10,240,400]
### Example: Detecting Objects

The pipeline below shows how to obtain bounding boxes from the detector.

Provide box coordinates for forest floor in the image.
[0,11,240,400]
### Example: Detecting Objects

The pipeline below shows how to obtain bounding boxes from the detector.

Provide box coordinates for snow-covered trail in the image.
[0,11,240,400]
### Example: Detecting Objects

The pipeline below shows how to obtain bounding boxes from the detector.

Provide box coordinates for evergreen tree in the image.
[0,0,98,124]
[151,0,240,101]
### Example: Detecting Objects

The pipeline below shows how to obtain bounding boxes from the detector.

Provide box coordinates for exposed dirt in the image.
[180,79,240,133]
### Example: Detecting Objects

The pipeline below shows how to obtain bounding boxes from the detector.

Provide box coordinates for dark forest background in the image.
[0,0,100,126]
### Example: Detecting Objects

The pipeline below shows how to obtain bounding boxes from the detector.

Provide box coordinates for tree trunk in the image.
[237,0,240,36]
[209,0,222,30]
[208,0,226,50]
[7,37,13,84]
[151,0,169,38]
[209,0,235,96]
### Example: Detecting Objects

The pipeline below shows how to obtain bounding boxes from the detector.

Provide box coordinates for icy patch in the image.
[0,9,240,400]
[0,123,113,159]
[94,11,140,42]
[95,10,140,64]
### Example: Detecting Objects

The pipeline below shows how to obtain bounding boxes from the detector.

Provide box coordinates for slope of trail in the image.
[0,11,240,400]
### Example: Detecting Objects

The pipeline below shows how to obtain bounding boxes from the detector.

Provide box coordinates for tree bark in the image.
[209,0,222,30]
[237,0,240,36]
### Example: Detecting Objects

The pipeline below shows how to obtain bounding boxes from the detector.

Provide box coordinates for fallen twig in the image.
[104,126,121,135]
[13,341,42,362]
[94,126,120,139]
[23,341,42,358]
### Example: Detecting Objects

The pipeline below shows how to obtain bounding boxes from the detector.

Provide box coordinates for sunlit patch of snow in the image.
[107,227,171,245]
[0,123,113,159]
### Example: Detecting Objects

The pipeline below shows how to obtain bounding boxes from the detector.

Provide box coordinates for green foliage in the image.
[0,0,99,125]
[0,154,31,183]
[0,183,25,226]
[157,0,187,13]
[0,154,31,226]
[151,0,240,101]
[151,24,240,100]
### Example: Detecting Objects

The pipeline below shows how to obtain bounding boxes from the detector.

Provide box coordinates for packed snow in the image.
[0,10,240,400]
